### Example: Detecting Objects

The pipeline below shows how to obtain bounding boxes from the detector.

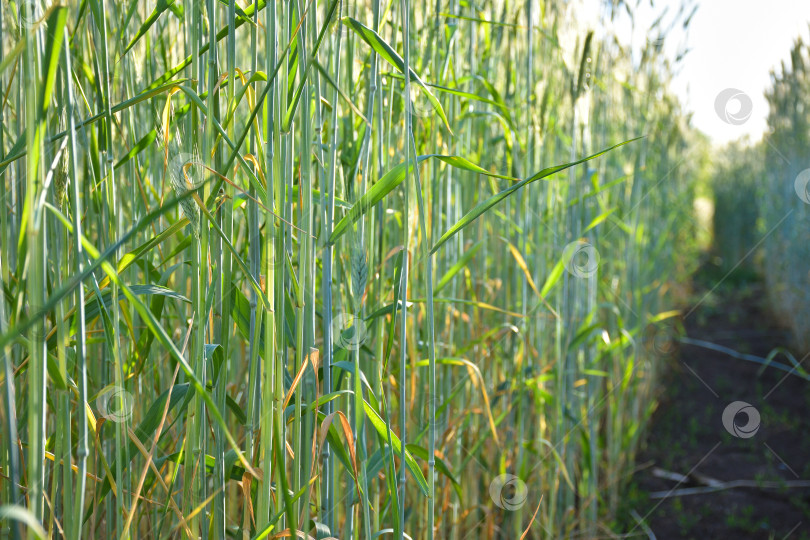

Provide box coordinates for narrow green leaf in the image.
[342,16,452,132]
[329,154,516,245]
[582,208,617,233]
[363,400,430,496]
[539,259,565,299]
[431,139,640,254]
[122,0,178,55]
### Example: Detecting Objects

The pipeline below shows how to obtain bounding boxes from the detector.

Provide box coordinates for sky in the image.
[572,0,810,145]
[651,0,810,145]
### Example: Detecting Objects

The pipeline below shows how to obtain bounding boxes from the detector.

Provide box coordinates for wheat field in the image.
[0,0,700,538]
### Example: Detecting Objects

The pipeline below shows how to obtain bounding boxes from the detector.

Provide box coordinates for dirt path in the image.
[625,264,810,539]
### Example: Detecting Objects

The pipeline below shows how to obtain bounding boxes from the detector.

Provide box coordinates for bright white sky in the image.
[673,0,810,144]
[572,0,810,144]
[632,0,810,145]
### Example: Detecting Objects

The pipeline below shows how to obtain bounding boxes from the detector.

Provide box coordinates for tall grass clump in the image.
[711,141,763,271]
[0,0,698,537]
[715,33,810,350]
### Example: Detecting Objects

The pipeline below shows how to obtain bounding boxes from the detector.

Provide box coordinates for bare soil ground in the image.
[624,262,810,539]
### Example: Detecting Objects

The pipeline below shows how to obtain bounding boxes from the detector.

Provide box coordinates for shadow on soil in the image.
[622,259,810,539]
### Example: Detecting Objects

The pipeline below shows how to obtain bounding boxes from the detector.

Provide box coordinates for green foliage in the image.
[711,141,764,270]
[713,33,810,351]
[0,0,699,538]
